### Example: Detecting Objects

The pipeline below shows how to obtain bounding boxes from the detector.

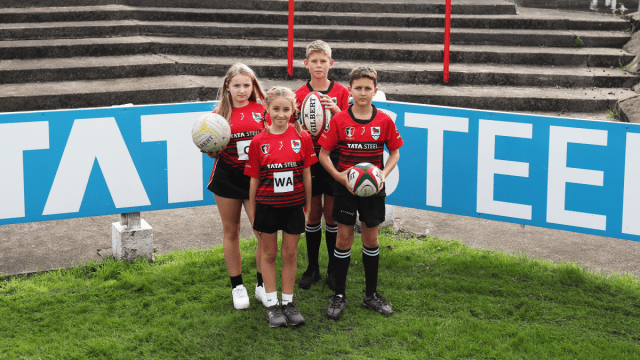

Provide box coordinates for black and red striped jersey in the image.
[295,80,350,153]
[319,105,403,172]
[217,101,266,169]
[245,124,317,207]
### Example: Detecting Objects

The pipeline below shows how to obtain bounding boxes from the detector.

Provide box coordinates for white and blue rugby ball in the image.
[191,113,231,152]
[301,91,331,136]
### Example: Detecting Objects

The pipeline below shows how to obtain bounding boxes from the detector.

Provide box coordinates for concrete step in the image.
[0,21,630,48]
[383,82,636,112]
[0,37,155,60]
[1,37,633,68]
[1,54,636,89]
[0,76,215,113]
[2,0,517,15]
[0,75,633,114]
[0,6,629,31]
[516,0,639,12]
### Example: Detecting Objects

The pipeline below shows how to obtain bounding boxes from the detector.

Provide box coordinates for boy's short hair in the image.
[349,66,378,87]
[306,40,332,59]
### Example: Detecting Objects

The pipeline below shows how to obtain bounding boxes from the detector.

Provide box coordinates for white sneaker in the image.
[255,283,268,307]
[232,284,250,310]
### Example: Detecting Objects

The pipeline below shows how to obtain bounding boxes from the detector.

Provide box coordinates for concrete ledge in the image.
[0,76,634,113]
[616,94,640,122]
[0,7,628,31]
[1,54,636,88]
[0,21,630,48]
[1,37,633,67]
[511,0,639,12]
[1,0,516,15]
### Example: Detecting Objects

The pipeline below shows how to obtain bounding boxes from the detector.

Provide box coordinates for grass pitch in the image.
[1,229,640,359]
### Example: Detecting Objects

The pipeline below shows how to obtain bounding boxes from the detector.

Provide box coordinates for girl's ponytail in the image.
[262,108,271,133]
[293,120,302,136]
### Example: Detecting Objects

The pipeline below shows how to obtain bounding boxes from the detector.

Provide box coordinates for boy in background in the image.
[296,40,350,291]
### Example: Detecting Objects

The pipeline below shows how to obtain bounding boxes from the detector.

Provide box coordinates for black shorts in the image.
[207,158,250,200]
[311,151,339,197]
[311,162,336,197]
[332,183,386,228]
[253,202,306,235]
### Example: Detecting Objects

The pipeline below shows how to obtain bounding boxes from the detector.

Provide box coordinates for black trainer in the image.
[298,268,321,289]
[324,271,336,291]
[282,301,305,326]
[362,292,393,316]
[266,303,288,328]
[326,294,346,320]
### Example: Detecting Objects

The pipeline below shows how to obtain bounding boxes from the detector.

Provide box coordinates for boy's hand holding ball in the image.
[339,167,356,195]
[320,94,340,114]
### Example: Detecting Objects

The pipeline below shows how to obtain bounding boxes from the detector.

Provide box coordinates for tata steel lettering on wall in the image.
[1,101,640,242]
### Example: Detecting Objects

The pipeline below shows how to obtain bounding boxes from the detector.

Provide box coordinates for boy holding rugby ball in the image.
[295,40,350,291]
[318,66,403,320]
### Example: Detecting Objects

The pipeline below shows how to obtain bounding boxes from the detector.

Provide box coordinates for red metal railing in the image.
[443,0,451,83]
[287,0,295,77]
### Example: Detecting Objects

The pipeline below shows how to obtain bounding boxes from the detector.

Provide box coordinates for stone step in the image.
[1,54,636,89]
[517,0,639,12]
[0,21,630,48]
[382,82,635,112]
[0,37,633,68]
[0,6,629,31]
[0,75,633,114]
[1,0,517,15]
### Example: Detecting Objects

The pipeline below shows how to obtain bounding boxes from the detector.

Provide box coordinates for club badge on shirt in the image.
[252,112,262,123]
[291,140,301,153]
[346,127,355,138]
[261,144,270,155]
[371,127,380,140]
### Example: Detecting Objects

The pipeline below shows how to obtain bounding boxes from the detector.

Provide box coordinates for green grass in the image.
[574,36,583,47]
[2,229,640,359]
[619,58,633,72]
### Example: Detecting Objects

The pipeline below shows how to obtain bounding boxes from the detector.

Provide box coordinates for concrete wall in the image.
[507,0,639,12]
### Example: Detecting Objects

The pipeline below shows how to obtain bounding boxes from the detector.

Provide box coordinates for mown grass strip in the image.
[1,229,639,359]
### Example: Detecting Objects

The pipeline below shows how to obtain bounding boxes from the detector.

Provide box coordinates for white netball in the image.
[191,113,231,152]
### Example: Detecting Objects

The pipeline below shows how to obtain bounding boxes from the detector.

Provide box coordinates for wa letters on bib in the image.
[274,171,294,193]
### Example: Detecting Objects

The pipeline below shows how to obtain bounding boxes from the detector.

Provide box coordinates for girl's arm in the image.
[303,167,312,225]
[249,177,259,215]
[378,149,400,193]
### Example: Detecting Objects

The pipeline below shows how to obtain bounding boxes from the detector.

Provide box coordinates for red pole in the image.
[287,0,295,77]
[443,0,451,84]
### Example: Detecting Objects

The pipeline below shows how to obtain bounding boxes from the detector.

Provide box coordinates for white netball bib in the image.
[273,171,294,193]
[237,140,251,161]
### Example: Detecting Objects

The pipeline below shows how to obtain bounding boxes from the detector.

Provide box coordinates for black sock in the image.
[230,274,243,289]
[305,223,322,271]
[256,272,263,287]
[362,245,379,297]
[325,224,338,274]
[334,247,351,296]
